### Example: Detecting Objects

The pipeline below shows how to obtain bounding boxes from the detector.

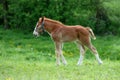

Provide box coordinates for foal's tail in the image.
[86,27,96,40]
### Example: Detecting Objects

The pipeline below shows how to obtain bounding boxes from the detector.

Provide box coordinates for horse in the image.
[33,17,103,65]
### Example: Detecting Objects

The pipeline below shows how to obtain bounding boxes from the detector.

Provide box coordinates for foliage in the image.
[0,0,120,35]
[104,0,120,35]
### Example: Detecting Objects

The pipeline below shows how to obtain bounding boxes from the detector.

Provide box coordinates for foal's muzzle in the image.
[33,30,39,37]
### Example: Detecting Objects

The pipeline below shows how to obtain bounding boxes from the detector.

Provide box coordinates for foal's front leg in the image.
[55,42,61,65]
[77,44,85,65]
[55,42,67,65]
[61,43,67,65]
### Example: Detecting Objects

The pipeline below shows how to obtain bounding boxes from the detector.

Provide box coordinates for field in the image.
[0,29,120,80]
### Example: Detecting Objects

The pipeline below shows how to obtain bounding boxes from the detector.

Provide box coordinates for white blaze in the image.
[33,23,39,36]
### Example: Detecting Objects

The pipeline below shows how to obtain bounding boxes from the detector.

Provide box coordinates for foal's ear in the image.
[41,16,44,22]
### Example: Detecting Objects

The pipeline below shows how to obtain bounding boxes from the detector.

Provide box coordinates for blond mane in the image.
[44,18,64,26]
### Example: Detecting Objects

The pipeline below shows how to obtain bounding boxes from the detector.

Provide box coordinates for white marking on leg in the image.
[77,45,85,65]
[89,45,103,65]
[95,54,103,64]
[77,54,84,65]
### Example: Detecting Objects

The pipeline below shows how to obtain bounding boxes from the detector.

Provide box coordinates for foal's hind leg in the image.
[80,36,103,65]
[88,44,103,64]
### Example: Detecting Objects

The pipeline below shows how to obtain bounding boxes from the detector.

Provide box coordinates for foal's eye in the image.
[37,27,39,30]
[37,26,41,30]
[36,24,39,27]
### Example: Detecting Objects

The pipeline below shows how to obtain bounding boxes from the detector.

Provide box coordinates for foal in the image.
[33,17,103,65]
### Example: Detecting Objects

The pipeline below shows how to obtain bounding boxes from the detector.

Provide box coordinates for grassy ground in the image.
[0,29,120,80]
[0,60,119,80]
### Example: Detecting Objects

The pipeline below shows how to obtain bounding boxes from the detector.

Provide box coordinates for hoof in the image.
[98,61,103,65]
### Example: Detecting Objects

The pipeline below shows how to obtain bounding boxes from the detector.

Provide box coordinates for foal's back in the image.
[64,25,90,37]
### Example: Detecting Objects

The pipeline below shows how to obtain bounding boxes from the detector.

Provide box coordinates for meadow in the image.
[0,28,120,80]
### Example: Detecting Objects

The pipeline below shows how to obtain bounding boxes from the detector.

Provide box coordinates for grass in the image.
[0,60,119,80]
[0,28,120,80]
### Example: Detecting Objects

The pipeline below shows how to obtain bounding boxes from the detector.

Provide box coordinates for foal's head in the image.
[33,17,45,37]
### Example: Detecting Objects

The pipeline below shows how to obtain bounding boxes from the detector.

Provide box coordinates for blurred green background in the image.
[0,0,120,35]
[0,0,120,80]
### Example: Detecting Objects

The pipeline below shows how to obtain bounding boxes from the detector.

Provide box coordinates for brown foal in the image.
[33,17,103,65]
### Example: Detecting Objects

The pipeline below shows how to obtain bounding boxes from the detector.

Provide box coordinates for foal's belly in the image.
[61,35,77,42]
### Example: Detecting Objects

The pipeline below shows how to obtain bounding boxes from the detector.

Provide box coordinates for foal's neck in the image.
[44,20,64,33]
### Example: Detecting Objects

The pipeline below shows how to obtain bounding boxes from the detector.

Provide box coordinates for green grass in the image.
[0,60,119,80]
[0,28,120,80]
